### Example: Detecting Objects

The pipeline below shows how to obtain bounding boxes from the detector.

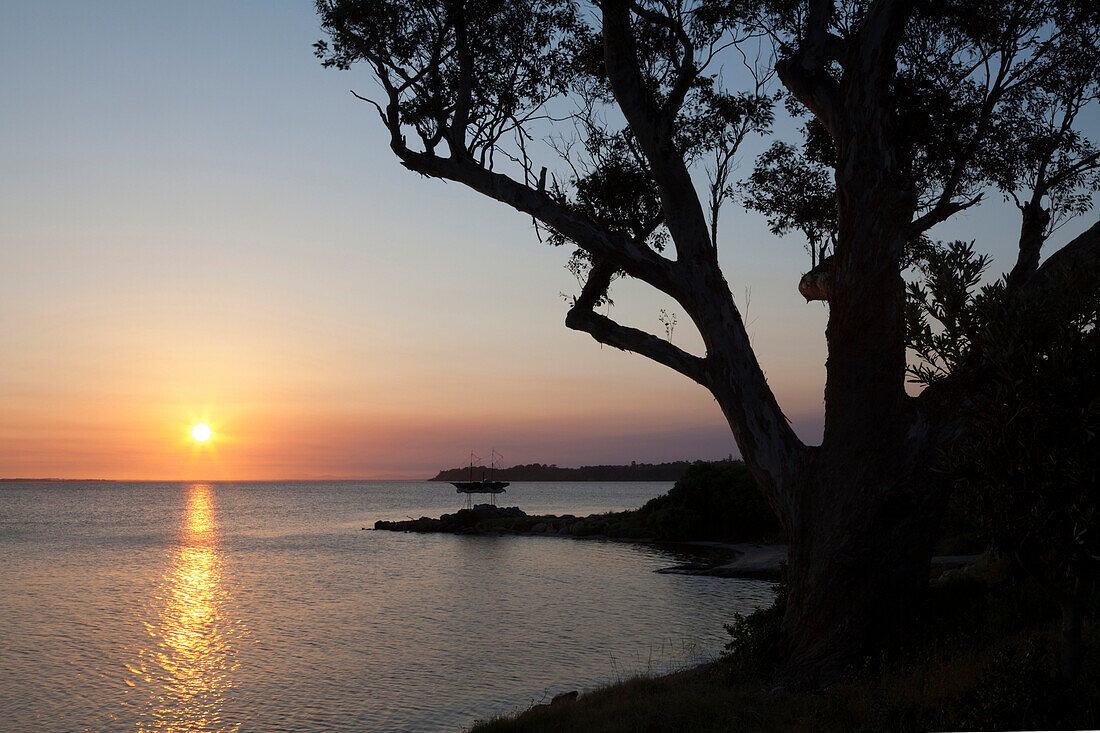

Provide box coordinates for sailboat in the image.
[450,449,509,496]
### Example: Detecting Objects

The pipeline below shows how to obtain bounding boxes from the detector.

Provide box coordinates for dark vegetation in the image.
[940,265,1100,680]
[383,461,780,542]
[430,460,700,482]
[625,461,778,541]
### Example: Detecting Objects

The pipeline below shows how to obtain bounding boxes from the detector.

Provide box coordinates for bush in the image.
[639,462,780,541]
[723,576,787,679]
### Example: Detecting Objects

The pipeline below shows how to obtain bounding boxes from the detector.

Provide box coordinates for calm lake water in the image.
[0,481,774,732]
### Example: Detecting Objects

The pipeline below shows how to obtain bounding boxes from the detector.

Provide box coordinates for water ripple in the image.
[1,481,775,732]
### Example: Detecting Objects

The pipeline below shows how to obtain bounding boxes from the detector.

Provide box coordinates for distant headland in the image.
[428,459,735,482]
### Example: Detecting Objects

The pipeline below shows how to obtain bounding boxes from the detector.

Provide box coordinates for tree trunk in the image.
[779,468,941,686]
[774,104,939,684]
[1060,573,1092,681]
[1007,200,1051,288]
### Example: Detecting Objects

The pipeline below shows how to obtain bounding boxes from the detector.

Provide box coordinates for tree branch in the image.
[449,2,473,156]
[1006,200,1052,289]
[628,1,695,122]
[854,0,915,79]
[565,261,711,386]
[909,193,983,236]
[602,0,714,259]
[392,145,681,293]
[775,0,843,136]
[1045,151,1100,192]
[798,254,834,302]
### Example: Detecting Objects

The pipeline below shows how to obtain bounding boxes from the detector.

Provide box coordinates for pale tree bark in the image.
[600,0,809,514]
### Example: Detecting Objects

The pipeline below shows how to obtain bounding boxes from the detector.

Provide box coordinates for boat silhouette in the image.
[451,450,509,505]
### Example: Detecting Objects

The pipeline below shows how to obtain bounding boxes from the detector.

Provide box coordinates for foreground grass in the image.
[470,571,1100,732]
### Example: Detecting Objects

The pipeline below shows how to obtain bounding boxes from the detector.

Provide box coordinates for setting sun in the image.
[191,423,212,442]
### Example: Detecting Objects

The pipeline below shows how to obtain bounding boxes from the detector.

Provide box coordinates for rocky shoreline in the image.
[370,504,786,580]
[371,504,979,582]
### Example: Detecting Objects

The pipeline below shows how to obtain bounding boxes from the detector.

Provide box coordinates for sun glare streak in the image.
[131,483,242,732]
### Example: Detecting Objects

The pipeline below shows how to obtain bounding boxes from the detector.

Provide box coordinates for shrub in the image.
[639,462,780,541]
[724,576,787,679]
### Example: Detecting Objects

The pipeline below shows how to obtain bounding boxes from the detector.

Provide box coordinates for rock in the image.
[471,504,527,519]
[570,520,587,535]
[551,691,578,706]
[531,522,548,533]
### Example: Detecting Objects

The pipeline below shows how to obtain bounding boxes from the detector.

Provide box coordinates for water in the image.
[0,481,774,732]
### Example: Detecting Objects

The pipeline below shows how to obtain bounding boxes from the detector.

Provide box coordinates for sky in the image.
[1,1,1095,480]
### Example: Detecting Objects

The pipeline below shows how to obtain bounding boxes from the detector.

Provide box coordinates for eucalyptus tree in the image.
[315,0,1100,684]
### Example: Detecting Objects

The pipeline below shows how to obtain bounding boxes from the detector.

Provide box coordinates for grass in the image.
[468,565,1100,732]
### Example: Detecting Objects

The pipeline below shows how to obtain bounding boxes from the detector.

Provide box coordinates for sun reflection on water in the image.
[132,483,241,733]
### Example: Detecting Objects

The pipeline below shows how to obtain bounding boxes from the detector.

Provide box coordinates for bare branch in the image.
[1045,151,1100,192]
[909,193,984,236]
[350,89,388,126]
[565,261,710,386]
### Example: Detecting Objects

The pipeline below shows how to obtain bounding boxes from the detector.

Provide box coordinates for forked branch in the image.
[602,1,714,258]
[565,260,711,386]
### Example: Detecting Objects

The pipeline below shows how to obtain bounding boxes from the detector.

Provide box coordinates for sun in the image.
[191,423,213,442]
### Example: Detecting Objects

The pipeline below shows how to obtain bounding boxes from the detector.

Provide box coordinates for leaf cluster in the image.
[941,263,1100,599]
[905,240,990,386]
[742,137,836,266]
[315,0,583,163]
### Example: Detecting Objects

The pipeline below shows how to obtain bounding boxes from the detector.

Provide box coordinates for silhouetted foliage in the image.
[742,139,836,269]
[724,575,787,679]
[904,240,990,386]
[939,265,1100,680]
[638,461,780,541]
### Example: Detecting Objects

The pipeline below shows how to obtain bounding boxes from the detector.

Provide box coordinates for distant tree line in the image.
[429,459,735,482]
